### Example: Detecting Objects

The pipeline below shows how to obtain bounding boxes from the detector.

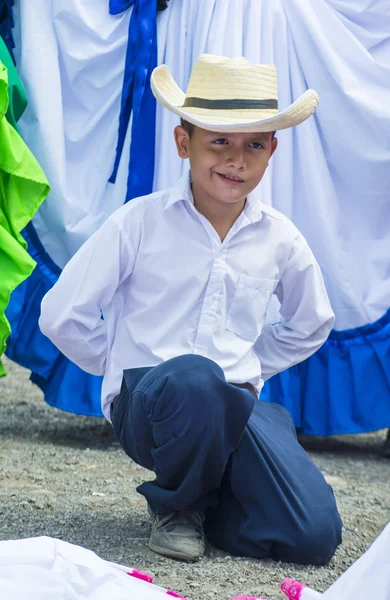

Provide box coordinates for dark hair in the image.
[180,118,195,137]
[180,118,276,139]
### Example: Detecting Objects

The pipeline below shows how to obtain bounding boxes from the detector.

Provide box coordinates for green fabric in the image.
[0,58,50,375]
[0,37,27,131]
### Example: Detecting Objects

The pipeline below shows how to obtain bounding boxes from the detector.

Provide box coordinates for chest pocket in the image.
[226,274,277,342]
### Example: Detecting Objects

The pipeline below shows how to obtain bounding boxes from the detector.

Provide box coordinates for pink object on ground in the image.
[281,578,322,599]
[127,568,154,583]
[166,591,188,599]
[281,578,307,598]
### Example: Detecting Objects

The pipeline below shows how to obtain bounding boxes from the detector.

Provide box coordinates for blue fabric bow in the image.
[108,0,157,202]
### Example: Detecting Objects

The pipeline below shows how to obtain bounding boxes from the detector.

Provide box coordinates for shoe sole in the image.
[149,540,203,562]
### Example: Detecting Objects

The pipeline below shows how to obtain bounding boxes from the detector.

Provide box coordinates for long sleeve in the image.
[254,232,335,381]
[39,217,135,376]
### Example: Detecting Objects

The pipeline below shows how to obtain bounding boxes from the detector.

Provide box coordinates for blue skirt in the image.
[264,308,390,435]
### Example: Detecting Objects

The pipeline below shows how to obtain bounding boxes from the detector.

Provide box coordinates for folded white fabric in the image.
[322,523,390,600]
[2,525,390,600]
[0,536,182,599]
[281,522,390,600]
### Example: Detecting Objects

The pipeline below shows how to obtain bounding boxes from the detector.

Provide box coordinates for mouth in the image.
[216,172,245,186]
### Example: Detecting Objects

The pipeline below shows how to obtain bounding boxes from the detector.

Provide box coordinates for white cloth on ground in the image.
[281,523,390,600]
[322,522,390,600]
[0,536,177,599]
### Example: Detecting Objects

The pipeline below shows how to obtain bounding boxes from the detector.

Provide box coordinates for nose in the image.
[225,146,246,170]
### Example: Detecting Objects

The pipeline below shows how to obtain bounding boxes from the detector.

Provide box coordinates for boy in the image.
[40,55,342,565]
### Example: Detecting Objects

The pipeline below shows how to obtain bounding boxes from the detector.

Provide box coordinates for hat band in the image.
[182,97,278,110]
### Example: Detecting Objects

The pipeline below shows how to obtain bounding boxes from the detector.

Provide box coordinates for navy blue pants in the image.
[111,355,342,565]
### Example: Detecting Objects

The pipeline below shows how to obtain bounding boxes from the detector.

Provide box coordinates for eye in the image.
[249,142,264,149]
[212,138,228,145]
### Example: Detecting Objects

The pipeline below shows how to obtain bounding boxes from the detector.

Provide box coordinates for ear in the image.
[269,136,278,158]
[174,125,190,159]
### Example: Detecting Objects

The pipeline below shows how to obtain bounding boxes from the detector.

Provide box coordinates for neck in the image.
[191,182,246,242]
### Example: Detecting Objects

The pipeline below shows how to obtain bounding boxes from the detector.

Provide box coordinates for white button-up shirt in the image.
[39,174,334,420]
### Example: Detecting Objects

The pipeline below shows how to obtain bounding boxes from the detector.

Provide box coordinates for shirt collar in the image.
[244,191,264,224]
[165,171,263,224]
[165,172,194,209]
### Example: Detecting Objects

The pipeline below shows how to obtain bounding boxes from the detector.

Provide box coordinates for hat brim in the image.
[151,64,319,133]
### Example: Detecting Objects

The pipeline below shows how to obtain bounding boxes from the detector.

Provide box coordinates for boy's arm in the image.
[39,217,135,376]
[254,232,334,381]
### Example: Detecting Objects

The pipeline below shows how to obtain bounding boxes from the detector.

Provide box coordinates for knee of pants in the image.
[156,354,224,404]
[149,354,233,427]
[163,354,223,379]
[277,513,343,565]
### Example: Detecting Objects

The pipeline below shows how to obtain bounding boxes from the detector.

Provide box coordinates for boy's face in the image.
[174,125,278,208]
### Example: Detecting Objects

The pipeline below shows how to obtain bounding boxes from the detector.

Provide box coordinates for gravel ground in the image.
[0,356,389,600]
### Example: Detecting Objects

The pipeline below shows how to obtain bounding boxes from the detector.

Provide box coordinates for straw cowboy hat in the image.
[151,54,319,133]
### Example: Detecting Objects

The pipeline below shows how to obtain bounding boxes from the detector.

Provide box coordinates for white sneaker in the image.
[148,505,205,561]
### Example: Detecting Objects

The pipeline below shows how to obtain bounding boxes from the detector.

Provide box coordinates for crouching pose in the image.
[40,54,342,565]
